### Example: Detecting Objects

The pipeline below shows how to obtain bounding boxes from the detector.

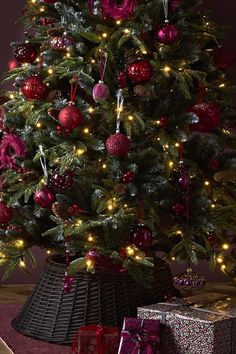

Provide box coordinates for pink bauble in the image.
[189,103,220,133]
[93,81,110,102]
[58,103,84,130]
[34,187,56,208]
[156,24,179,45]
[106,133,130,157]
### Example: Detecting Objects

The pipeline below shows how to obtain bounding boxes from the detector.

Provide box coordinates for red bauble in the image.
[189,103,220,133]
[156,24,179,45]
[22,75,47,100]
[40,17,56,26]
[34,187,56,208]
[50,36,75,50]
[58,103,84,130]
[49,168,74,191]
[130,224,154,250]
[13,43,37,64]
[208,158,220,171]
[127,61,153,84]
[208,233,218,249]
[0,201,13,224]
[122,171,135,183]
[159,116,169,128]
[172,203,185,215]
[169,0,181,11]
[56,125,71,136]
[118,71,127,88]
[106,133,130,157]
[68,204,86,216]
[213,46,236,70]
[86,248,125,272]
[8,59,19,71]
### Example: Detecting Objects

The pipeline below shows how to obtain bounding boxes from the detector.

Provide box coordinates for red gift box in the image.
[72,324,120,354]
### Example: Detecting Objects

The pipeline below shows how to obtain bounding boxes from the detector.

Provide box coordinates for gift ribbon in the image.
[121,328,158,354]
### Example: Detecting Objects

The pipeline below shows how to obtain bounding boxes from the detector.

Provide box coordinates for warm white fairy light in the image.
[222,243,229,250]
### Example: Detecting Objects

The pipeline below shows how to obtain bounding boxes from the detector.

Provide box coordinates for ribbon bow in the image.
[121,328,158,354]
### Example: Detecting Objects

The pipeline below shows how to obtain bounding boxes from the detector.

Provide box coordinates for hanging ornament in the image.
[189,102,220,133]
[93,51,110,102]
[106,89,130,157]
[68,204,86,216]
[169,0,181,11]
[174,268,206,291]
[47,89,63,103]
[129,224,154,250]
[158,116,169,128]
[39,17,56,26]
[48,168,74,191]
[50,36,75,50]
[122,171,135,183]
[0,201,13,224]
[208,158,220,171]
[156,0,179,45]
[127,60,153,84]
[8,59,19,71]
[52,202,70,221]
[213,46,236,70]
[34,187,56,208]
[208,233,218,249]
[22,75,46,100]
[13,43,37,64]
[58,77,84,130]
[172,203,185,215]
[86,248,125,272]
[101,0,137,20]
[0,134,27,170]
[43,0,56,3]
[118,70,127,89]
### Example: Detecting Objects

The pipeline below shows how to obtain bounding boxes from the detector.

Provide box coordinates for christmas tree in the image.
[1,0,236,290]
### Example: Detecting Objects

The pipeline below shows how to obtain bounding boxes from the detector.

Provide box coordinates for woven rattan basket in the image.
[12,255,177,345]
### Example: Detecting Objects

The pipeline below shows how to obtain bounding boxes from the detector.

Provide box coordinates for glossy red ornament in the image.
[127,61,153,84]
[213,46,236,70]
[34,187,56,208]
[40,17,56,26]
[50,36,75,50]
[49,169,74,191]
[58,102,84,130]
[0,201,13,224]
[130,224,154,250]
[189,103,220,133]
[8,59,19,71]
[118,71,127,88]
[68,204,86,216]
[106,133,130,157]
[13,43,37,64]
[93,81,110,101]
[22,76,47,100]
[159,116,169,128]
[122,171,135,183]
[156,24,179,45]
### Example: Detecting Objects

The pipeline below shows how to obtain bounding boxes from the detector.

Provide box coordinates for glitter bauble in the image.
[58,103,84,130]
[122,171,135,183]
[34,187,56,208]
[49,168,74,191]
[159,116,169,128]
[127,61,153,84]
[63,274,74,293]
[68,204,86,216]
[106,133,130,157]
[213,46,236,70]
[156,24,179,45]
[189,103,220,133]
[129,224,154,250]
[50,36,75,50]
[172,203,185,215]
[174,268,206,291]
[0,201,13,224]
[22,75,47,100]
[13,43,37,64]
[39,17,56,26]
[93,81,110,102]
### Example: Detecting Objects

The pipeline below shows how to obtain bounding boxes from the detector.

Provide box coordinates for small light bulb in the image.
[88,235,94,242]
[211,204,216,208]
[9,94,15,100]
[163,66,171,73]
[222,243,229,250]
[219,83,225,88]
[102,33,108,38]
[16,240,24,248]
[116,20,121,25]
[142,50,147,55]
[102,163,107,169]
[171,257,176,261]
[88,107,94,113]
[47,250,51,255]
[175,142,180,147]
[83,128,90,134]
[221,264,226,270]
[48,68,53,75]
[66,53,71,58]
[107,204,113,211]
[124,204,128,208]
[36,122,42,128]
[124,28,131,34]
[176,230,183,236]
[76,148,84,156]
[39,6,45,12]
[19,260,25,268]
[169,161,174,168]
[31,0,37,3]
[128,115,134,121]
[76,219,83,226]
[135,255,141,260]
[204,181,210,186]
[86,259,93,267]
[91,59,96,64]
[127,247,135,256]
[217,257,223,264]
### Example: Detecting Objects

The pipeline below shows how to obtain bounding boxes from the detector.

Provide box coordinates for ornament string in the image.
[162,0,169,23]
[116,89,124,133]
[39,145,48,181]
[99,50,108,82]
[70,76,79,103]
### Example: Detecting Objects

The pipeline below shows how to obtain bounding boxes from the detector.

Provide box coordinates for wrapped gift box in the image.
[118,317,160,354]
[138,295,236,354]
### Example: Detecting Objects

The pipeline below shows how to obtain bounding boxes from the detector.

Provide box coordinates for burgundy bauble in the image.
[13,43,37,64]
[8,59,19,71]
[106,133,130,157]
[49,168,74,191]
[172,203,185,215]
[208,158,220,171]
[68,204,86,216]
[213,46,236,70]
[179,175,190,189]
[58,102,84,130]
[159,116,169,128]
[93,81,110,102]
[40,17,56,26]
[56,125,71,136]
[118,71,127,88]
[130,224,154,250]
[86,248,125,272]
[34,187,56,208]
[170,0,181,11]
[22,75,46,100]
[0,201,13,224]
[156,24,179,45]
[189,103,220,133]
[122,171,135,183]
[50,36,75,50]
[127,61,153,84]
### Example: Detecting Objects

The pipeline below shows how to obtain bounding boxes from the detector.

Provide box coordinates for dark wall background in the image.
[0,0,235,284]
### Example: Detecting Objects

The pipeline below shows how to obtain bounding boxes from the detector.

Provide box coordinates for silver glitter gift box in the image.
[138,295,236,354]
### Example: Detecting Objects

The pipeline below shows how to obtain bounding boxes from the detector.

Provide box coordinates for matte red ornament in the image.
[118,71,127,88]
[189,103,220,133]
[0,201,13,224]
[106,133,130,157]
[213,46,236,70]
[159,116,169,128]
[58,102,84,130]
[129,224,154,250]
[13,43,37,64]
[22,75,46,100]
[8,59,19,71]
[101,0,137,20]
[127,61,153,84]
[156,24,179,45]
[40,17,56,26]
[49,169,74,191]
[122,171,135,183]
[34,187,56,208]
[50,36,75,50]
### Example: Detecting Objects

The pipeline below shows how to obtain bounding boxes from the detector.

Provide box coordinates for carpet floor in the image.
[0,304,72,354]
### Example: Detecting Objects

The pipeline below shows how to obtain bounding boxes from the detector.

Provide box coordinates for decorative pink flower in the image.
[101,0,137,20]
[0,134,27,169]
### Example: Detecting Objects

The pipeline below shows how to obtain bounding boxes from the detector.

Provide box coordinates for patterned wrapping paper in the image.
[118,317,161,354]
[138,295,236,354]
